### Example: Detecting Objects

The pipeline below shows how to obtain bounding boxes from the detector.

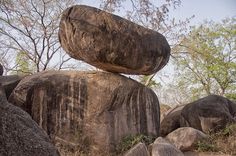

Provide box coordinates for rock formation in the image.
[9,70,160,155]
[180,95,236,133]
[160,105,184,136]
[151,137,184,156]
[0,84,59,156]
[124,142,149,156]
[166,127,207,151]
[0,75,24,99]
[58,5,170,75]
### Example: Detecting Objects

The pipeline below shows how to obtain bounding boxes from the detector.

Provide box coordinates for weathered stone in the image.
[9,70,160,155]
[58,5,170,75]
[166,127,207,151]
[0,75,23,99]
[0,63,3,75]
[180,95,236,133]
[124,142,149,156]
[0,84,59,156]
[160,105,184,136]
[151,137,184,156]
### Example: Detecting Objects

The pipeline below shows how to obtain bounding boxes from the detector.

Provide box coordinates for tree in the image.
[0,0,77,73]
[173,18,236,102]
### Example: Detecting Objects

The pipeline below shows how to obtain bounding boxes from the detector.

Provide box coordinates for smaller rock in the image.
[166,127,207,152]
[0,75,24,98]
[160,105,184,136]
[0,63,3,75]
[124,142,149,156]
[151,137,184,156]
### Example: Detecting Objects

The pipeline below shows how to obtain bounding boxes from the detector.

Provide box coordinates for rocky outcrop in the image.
[0,84,59,156]
[151,137,184,156]
[160,105,184,136]
[58,5,170,75]
[124,142,149,156]
[9,70,160,155]
[0,63,3,75]
[0,75,23,99]
[166,127,207,151]
[180,95,236,133]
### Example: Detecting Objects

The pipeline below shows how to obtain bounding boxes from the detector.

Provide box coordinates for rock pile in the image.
[7,5,170,156]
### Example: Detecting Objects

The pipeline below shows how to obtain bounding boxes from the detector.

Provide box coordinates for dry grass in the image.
[195,123,236,155]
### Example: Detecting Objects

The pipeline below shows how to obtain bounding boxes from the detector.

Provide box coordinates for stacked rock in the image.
[58,5,170,75]
[10,5,170,155]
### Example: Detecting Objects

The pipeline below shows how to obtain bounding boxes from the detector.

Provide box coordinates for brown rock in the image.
[180,95,236,133]
[9,70,160,155]
[0,84,59,156]
[124,142,149,156]
[58,5,170,75]
[151,137,184,156]
[0,75,23,99]
[160,105,184,136]
[166,127,207,151]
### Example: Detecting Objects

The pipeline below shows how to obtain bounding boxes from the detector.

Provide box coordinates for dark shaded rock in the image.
[58,5,170,75]
[9,70,160,155]
[0,84,59,156]
[0,63,3,75]
[151,137,184,156]
[166,127,207,151]
[180,95,236,133]
[0,75,23,99]
[160,105,184,136]
[124,142,149,156]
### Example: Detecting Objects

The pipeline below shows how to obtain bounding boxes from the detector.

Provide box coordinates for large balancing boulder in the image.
[58,5,170,75]
[9,71,160,155]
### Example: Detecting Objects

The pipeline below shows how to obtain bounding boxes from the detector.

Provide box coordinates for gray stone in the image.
[124,142,149,156]
[9,70,160,155]
[180,95,236,133]
[166,127,207,151]
[0,75,23,99]
[151,137,184,156]
[0,84,59,156]
[58,5,170,75]
[160,105,184,136]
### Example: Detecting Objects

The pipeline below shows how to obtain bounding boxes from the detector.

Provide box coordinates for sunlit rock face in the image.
[58,5,170,75]
[9,70,160,155]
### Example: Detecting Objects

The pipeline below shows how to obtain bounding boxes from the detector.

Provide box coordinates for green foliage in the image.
[115,134,155,154]
[196,141,217,152]
[173,17,236,101]
[14,51,32,75]
[139,75,161,88]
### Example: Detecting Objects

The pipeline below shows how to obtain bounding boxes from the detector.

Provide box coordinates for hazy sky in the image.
[80,0,236,25]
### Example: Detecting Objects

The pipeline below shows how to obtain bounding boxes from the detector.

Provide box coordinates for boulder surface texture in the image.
[124,142,149,156]
[180,95,236,133]
[59,5,170,75]
[0,84,59,156]
[166,127,207,151]
[9,70,160,155]
[151,137,184,156]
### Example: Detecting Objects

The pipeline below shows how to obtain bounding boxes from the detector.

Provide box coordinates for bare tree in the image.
[0,0,77,73]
